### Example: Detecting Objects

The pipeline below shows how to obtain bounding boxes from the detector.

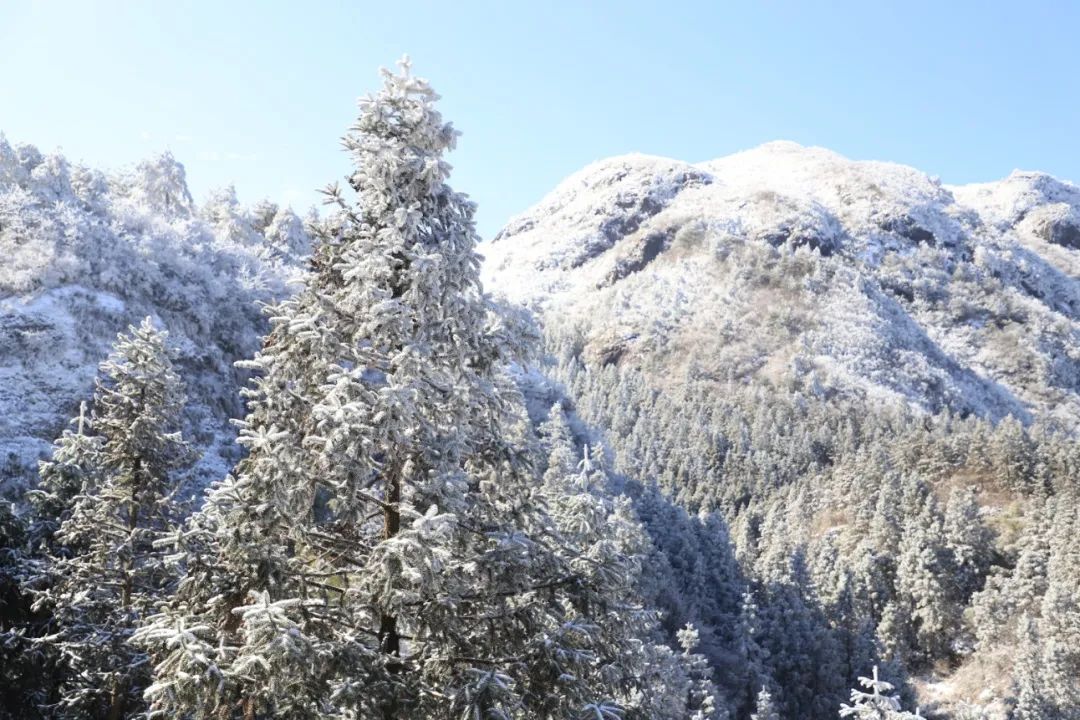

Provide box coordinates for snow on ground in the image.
[0,138,310,496]
[483,141,1080,429]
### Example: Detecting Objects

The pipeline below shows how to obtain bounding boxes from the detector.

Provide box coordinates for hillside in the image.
[0,136,310,495]
[482,141,1080,430]
[2,128,1078,717]
[482,143,1080,717]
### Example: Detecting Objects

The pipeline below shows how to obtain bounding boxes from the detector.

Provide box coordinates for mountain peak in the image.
[483,144,1080,429]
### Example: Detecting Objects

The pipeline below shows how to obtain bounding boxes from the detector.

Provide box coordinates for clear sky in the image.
[2,1,1078,238]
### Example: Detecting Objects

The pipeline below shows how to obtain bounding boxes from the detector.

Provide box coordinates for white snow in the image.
[0,136,311,494]
[483,141,1080,429]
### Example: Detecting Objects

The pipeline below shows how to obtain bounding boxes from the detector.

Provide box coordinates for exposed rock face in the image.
[490,155,711,274]
[483,142,1080,430]
[1027,206,1080,250]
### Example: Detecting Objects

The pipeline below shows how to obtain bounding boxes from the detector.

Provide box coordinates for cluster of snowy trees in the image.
[1,62,725,719]
[0,124,313,495]
[543,315,1080,717]
[2,60,1075,720]
[0,138,308,299]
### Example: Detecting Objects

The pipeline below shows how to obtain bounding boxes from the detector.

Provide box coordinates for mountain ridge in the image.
[482,141,1080,431]
[0,135,310,494]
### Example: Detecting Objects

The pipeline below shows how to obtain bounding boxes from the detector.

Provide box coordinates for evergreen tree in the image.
[754,545,846,718]
[750,686,781,720]
[263,206,310,260]
[137,60,710,719]
[894,498,952,662]
[1013,498,1080,718]
[537,412,721,718]
[118,151,194,218]
[733,589,772,715]
[1013,617,1052,720]
[28,402,103,546]
[838,666,918,719]
[971,501,1051,651]
[1,403,104,719]
[0,500,55,719]
[39,317,190,719]
[942,486,994,605]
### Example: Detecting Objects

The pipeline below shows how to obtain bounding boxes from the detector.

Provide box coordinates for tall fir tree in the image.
[1013,616,1052,720]
[0,403,105,719]
[942,486,994,606]
[137,60,714,719]
[839,666,919,720]
[28,402,104,547]
[39,317,190,719]
[894,497,952,662]
[0,500,55,720]
[750,686,781,720]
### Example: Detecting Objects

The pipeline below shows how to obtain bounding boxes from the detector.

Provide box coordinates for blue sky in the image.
[2,1,1078,238]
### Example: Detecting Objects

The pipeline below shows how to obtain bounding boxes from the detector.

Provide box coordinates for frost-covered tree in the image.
[750,686,781,720]
[532,410,722,718]
[1006,499,1080,719]
[39,317,190,719]
[971,503,1051,651]
[1012,616,1054,720]
[28,402,103,545]
[894,497,952,661]
[751,542,845,718]
[942,486,994,604]
[0,403,110,719]
[674,623,720,720]
[839,666,918,719]
[137,59,709,720]
[0,500,56,719]
[116,151,194,218]
[264,206,311,260]
[733,589,772,715]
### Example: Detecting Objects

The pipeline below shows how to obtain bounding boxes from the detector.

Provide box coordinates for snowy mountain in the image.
[1,97,1077,717]
[0,136,310,495]
[482,141,1080,431]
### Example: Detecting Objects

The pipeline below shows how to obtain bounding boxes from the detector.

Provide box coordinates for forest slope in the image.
[0,137,310,494]
[483,141,1080,431]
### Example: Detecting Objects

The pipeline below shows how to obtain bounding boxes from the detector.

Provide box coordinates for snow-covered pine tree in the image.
[1010,497,1080,719]
[263,205,311,260]
[40,317,190,719]
[971,499,1051,652]
[0,500,55,719]
[138,59,712,719]
[750,686,781,720]
[942,486,994,605]
[0,402,105,719]
[733,589,772,716]
[28,402,103,546]
[894,496,952,662]
[117,151,194,219]
[543,418,722,719]
[673,623,720,720]
[1013,617,1052,720]
[839,666,919,719]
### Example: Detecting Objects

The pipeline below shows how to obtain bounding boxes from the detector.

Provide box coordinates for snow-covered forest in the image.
[2,60,1079,720]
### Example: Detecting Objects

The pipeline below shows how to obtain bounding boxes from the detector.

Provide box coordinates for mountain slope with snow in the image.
[0,137,310,494]
[482,142,1080,429]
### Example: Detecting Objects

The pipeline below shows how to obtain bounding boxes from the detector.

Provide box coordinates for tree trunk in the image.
[120,456,142,611]
[379,465,402,719]
[106,678,127,720]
